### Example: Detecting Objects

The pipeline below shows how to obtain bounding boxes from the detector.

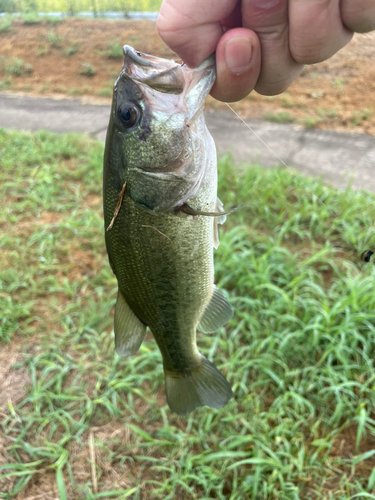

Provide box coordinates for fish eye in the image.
[117,103,140,129]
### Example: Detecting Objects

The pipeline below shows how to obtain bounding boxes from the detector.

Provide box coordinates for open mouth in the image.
[122,45,185,94]
[123,45,180,68]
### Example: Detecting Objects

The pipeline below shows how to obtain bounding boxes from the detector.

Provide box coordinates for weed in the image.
[46,29,64,47]
[331,78,346,93]
[22,11,40,24]
[44,15,63,25]
[280,93,294,108]
[301,116,322,129]
[263,111,296,124]
[318,107,339,120]
[4,57,32,76]
[102,40,123,59]
[68,87,83,95]
[0,77,11,90]
[35,45,49,56]
[351,108,373,126]
[0,16,12,32]
[95,86,112,97]
[63,44,79,56]
[79,62,95,77]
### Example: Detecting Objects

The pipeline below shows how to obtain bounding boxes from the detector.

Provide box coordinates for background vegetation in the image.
[0,0,162,14]
[1,129,375,498]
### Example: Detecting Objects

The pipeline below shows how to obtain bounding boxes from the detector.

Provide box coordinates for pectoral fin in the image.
[215,197,227,225]
[198,285,233,334]
[214,197,226,249]
[114,290,147,357]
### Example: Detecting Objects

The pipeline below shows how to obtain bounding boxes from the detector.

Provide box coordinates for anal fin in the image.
[198,285,233,334]
[114,290,146,357]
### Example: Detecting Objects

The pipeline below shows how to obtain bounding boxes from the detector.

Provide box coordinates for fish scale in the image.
[107,191,213,370]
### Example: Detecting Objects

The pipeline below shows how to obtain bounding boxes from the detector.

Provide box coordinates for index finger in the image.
[157,0,238,67]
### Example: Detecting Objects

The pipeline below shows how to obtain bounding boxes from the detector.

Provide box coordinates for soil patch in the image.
[0,343,29,408]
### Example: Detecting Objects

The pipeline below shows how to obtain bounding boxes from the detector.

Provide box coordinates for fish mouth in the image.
[122,45,185,94]
[123,45,179,69]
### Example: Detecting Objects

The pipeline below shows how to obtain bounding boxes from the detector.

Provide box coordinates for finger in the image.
[242,0,303,96]
[210,28,261,102]
[341,0,375,33]
[220,0,242,31]
[157,0,238,68]
[289,0,353,64]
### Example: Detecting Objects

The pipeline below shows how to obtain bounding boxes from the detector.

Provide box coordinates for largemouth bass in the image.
[103,46,233,415]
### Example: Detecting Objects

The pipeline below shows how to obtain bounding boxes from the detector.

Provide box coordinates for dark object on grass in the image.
[361,249,374,262]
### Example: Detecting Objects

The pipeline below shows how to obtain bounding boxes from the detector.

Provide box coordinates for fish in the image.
[103,45,234,415]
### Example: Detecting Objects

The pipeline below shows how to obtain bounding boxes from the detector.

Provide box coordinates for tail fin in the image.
[164,356,233,415]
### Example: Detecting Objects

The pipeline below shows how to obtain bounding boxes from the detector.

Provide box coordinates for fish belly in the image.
[112,193,213,370]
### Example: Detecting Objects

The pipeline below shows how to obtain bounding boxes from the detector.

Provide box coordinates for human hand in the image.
[157,0,375,102]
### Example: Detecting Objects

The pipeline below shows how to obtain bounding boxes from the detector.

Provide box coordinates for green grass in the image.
[0,77,12,90]
[2,130,375,498]
[21,11,41,24]
[0,15,13,32]
[0,56,33,76]
[44,15,63,24]
[263,111,296,124]
[95,86,113,97]
[63,44,79,57]
[46,29,64,47]
[279,93,294,109]
[35,45,50,57]
[100,40,124,59]
[79,62,95,77]
[301,116,322,129]
[351,108,373,126]
[1,0,162,14]
[318,108,339,120]
[67,87,83,95]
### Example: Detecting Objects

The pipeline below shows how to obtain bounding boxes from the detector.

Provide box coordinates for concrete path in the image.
[1,92,375,192]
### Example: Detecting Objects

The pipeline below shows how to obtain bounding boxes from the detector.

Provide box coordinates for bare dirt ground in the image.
[0,18,374,135]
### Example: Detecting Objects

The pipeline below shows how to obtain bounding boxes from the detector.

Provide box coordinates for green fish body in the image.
[103,46,233,415]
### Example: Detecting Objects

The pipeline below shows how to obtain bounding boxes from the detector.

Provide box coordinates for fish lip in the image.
[123,45,215,71]
[122,45,186,95]
[123,45,178,69]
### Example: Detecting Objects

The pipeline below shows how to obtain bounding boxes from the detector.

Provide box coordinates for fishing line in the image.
[224,104,373,264]
[224,102,290,169]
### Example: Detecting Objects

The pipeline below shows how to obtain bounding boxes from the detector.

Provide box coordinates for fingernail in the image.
[225,37,253,76]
